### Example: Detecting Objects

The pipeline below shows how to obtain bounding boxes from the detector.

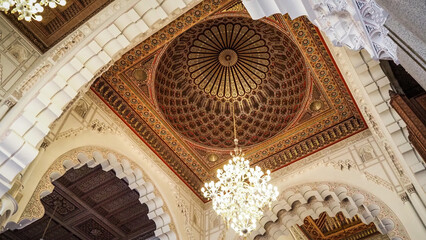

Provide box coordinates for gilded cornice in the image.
[91,1,367,201]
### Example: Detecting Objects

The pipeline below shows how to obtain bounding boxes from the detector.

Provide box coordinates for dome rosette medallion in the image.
[188,23,270,98]
[154,16,310,149]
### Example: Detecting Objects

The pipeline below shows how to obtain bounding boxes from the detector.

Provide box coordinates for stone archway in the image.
[250,183,409,240]
[0,0,234,200]
[5,147,177,240]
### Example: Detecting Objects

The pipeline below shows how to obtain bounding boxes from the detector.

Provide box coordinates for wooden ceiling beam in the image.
[77,176,120,201]
[54,165,101,189]
[41,223,80,240]
[117,208,151,227]
[127,223,157,240]
[0,231,21,240]
[43,211,87,240]
[50,8,67,23]
[90,184,136,213]
[55,177,127,238]
[73,0,84,9]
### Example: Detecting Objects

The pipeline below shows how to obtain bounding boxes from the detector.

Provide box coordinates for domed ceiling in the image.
[91,0,366,201]
[154,16,308,149]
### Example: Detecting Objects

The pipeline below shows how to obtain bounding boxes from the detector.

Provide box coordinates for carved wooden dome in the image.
[188,23,269,98]
[154,16,308,149]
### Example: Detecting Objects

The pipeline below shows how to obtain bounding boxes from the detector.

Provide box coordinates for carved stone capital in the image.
[1,100,15,109]
[406,184,416,195]
[400,193,409,203]
[242,0,398,62]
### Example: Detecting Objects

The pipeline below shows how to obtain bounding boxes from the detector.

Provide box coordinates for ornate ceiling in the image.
[91,0,366,201]
[299,212,382,240]
[3,0,113,52]
[155,16,307,149]
[1,165,156,239]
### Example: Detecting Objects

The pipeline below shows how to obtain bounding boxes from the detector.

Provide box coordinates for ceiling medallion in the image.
[0,0,66,21]
[188,23,270,98]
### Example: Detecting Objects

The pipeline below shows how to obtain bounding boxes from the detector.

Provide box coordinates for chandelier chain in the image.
[232,100,237,142]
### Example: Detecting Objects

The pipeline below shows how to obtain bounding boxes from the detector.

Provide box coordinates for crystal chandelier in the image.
[0,0,66,22]
[201,105,279,236]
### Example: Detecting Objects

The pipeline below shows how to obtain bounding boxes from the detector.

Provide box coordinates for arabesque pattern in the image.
[155,16,308,148]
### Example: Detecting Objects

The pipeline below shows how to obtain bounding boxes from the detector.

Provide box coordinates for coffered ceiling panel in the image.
[299,212,382,240]
[3,0,114,52]
[91,0,366,201]
[1,165,156,240]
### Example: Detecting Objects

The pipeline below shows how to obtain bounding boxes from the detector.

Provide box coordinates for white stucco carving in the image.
[251,184,407,240]
[242,0,398,62]
[4,149,177,240]
[0,0,201,201]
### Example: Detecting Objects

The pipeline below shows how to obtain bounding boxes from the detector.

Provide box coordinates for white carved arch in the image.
[0,0,202,199]
[5,148,177,240]
[250,183,408,240]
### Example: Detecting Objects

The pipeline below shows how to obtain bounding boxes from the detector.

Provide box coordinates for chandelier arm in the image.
[200,69,279,236]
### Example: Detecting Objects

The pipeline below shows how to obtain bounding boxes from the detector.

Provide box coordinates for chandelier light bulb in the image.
[201,139,279,236]
[0,0,67,21]
[2,2,10,9]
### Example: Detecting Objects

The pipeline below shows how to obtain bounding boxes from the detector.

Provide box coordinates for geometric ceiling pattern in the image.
[299,212,382,240]
[155,16,308,149]
[1,165,156,240]
[3,0,114,52]
[91,0,366,201]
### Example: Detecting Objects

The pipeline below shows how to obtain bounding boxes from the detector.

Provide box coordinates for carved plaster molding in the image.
[269,130,392,189]
[12,146,177,239]
[175,193,195,240]
[50,31,86,63]
[270,130,372,179]
[323,157,394,192]
[325,158,358,171]
[242,0,398,62]
[0,61,2,87]
[399,193,409,203]
[17,63,52,98]
[289,226,308,240]
[17,30,84,97]
[326,43,413,192]
[266,128,400,198]
[364,171,394,191]
[54,119,121,140]
[86,91,204,206]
